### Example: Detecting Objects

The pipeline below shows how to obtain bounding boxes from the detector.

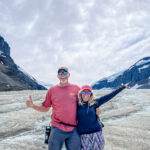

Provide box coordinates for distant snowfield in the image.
[0,90,150,150]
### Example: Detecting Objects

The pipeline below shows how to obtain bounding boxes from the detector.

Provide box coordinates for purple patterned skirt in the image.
[80,131,105,150]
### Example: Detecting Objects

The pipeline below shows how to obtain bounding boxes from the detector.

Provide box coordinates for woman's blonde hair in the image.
[78,90,96,106]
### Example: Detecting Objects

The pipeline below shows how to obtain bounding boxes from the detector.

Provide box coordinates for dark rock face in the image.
[0,35,47,91]
[92,57,150,89]
[0,36,10,56]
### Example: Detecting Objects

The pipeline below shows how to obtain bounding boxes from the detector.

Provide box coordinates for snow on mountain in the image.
[138,64,149,72]
[37,81,53,89]
[18,67,52,89]
[18,67,36,81]
[136,59,150,66]
[0,50,2,55]
[132,84,141,89]
[107,70,125,82]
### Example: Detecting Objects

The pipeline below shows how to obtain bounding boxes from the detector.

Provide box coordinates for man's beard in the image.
[60,78,68,84]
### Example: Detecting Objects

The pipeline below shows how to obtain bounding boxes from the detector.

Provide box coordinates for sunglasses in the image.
[82,91,92,95]
[58,71,68,75]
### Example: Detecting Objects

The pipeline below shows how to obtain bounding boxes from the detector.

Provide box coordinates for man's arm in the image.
[26,96,50,112]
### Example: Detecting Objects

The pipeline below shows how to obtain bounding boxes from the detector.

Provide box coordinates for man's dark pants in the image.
[48,125,81,150]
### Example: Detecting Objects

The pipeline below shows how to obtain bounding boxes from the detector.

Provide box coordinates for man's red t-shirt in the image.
[42,83,80,131]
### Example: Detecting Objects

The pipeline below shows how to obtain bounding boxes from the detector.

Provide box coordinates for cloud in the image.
[0,0,150,86]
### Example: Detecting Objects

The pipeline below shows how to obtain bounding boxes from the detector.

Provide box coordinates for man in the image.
[26,67,81,150]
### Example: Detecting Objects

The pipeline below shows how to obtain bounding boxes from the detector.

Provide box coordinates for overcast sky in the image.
[0,0,150,86]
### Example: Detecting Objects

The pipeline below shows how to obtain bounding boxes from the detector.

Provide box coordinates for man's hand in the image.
[96,108,101,116]
[26,96,34,108]
[26,96,50,112]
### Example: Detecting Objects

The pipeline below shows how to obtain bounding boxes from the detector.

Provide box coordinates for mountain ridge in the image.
[92,57,150,89]
[0,35,47,91]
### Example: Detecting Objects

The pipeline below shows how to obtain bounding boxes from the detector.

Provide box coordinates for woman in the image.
[77,84,130,150]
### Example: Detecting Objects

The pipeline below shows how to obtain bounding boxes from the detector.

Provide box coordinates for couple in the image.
[26,66,129,150]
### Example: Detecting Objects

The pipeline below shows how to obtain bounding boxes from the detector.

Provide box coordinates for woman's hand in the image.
[121,83,131,89]
[96,108,101,116]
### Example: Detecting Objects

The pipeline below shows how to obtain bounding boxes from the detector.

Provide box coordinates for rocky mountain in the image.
[92,57,150,89]
[0,35,47,91]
